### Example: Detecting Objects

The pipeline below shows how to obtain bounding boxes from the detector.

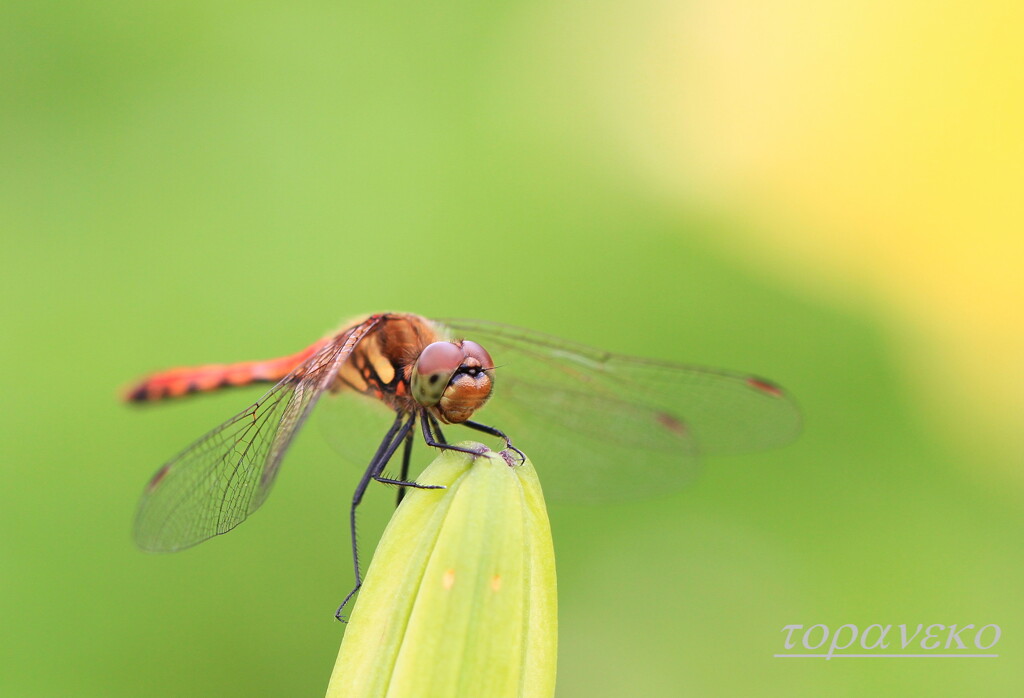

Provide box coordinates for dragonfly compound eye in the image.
[436,341,494,423]
[460,340,493,371]
[412,341,464,407]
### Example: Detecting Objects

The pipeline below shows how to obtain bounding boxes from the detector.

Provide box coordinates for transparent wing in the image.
[315,387,400,471]
[134,318,382,552]
[441,319,801,501]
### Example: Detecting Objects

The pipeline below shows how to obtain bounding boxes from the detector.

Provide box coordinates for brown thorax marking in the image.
[334,314,440,414]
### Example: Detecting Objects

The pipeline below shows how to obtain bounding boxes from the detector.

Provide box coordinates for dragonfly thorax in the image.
[412,340,494,424]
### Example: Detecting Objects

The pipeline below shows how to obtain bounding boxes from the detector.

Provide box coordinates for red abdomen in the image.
[124,341,327,402]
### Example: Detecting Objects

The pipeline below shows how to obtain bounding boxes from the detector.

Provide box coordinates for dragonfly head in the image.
[411,340,494,423]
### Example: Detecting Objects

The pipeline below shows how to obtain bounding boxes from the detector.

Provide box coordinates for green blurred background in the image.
[2,1,1021,696]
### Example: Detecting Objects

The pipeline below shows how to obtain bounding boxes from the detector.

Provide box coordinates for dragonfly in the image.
[126,312,800,618]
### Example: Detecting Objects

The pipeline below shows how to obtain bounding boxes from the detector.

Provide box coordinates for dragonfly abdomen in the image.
[124,341,327,402]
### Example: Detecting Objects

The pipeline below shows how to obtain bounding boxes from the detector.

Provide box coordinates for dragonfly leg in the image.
[395,431,414,507]
[336,412,415,622]
[375,474,445,489]
[420,412,485,456]
[374,428,445,494]
[428,413,447,445]
[462,419,526,464]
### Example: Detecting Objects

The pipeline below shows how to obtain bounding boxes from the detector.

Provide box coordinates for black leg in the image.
[336,413,414,622]
[421,412,484,456]
[462,419,526,463]
[428,413,447,445]
[375,473,445,489]
[396,431,414,507]
[374,414,443,493]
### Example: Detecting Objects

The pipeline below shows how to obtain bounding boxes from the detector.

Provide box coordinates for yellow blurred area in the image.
[517,0,1023,470]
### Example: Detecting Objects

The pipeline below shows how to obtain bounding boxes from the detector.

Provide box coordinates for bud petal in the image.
[326,443,557,698]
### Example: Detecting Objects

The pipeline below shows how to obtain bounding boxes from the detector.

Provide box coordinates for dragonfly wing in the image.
[466,376,703,500]
[134,317,382,552]
[315,388,398,471]
[442,319,800,500]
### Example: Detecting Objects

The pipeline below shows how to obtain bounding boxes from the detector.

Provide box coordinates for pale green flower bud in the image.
[327,443,557,698]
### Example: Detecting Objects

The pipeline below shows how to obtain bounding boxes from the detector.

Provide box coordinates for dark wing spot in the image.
[147,463,172,493]
[746,377,784,397]
[656,411,688,436]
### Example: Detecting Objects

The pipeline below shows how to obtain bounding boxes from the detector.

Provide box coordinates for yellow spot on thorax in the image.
[338,360,367,392]
[490,574,502,592]
[442,568,456,590]
[365,341,396,384]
